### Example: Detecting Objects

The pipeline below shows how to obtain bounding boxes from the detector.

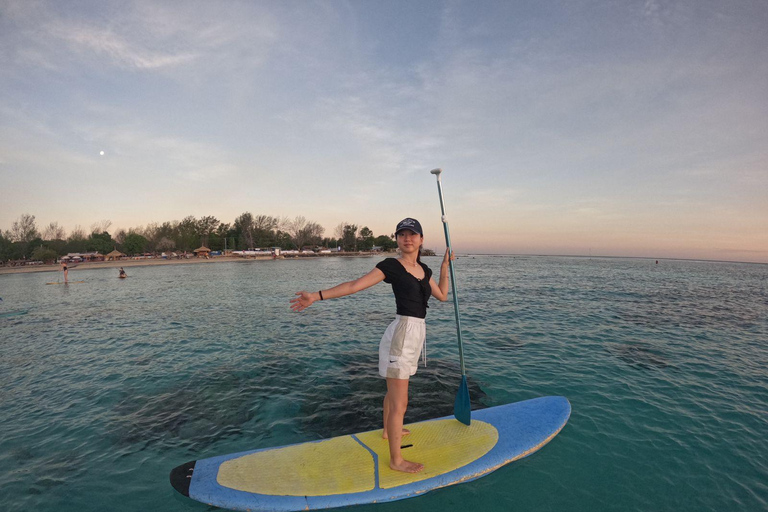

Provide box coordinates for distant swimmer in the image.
[61,260,69,283]
[119,267,127,278]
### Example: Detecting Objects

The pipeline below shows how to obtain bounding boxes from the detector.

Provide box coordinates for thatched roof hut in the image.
[193,246,211,257]
[106,249,126,261]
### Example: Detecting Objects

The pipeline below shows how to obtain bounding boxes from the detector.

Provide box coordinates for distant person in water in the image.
[291,218,454,474]
[119,267,127,278]
[60,260,68,283]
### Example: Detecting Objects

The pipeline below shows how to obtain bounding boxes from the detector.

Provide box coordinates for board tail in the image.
[169,460,196,497]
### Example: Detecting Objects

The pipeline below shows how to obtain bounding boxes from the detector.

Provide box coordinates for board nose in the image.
[169,460,196,497]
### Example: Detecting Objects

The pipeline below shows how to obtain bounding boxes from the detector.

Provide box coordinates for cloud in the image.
[1,0,280,75]
[97,127,236,184]
[643,0,662,20]
[461,187,520,207]
[49,22,197,70]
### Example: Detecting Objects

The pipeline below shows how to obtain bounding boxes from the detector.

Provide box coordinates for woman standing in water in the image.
[291,218,453,473]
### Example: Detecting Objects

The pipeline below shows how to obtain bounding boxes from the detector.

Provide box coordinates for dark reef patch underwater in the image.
[109,349,487,450]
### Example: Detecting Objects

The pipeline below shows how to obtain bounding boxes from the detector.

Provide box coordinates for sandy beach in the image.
[0,256,258,275]
[0,253,380,276]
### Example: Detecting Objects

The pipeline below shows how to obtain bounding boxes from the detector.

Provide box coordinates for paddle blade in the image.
[454,375,471,425]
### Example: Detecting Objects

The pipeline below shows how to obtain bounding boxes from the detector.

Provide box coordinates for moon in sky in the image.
[100,151,104,156]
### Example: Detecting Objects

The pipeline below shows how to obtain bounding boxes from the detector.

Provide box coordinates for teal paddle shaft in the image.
[431,168,471,425]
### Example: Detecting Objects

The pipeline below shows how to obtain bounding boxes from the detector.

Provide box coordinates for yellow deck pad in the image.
[216,419,499,496]
[217,435,375,496]
[356,419,499,489]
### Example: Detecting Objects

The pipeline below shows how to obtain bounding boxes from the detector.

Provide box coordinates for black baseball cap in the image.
[395,218,423,236]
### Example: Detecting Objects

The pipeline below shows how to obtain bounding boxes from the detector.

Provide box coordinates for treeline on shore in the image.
[1,213,401,264]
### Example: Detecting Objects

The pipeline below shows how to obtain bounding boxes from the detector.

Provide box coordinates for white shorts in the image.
[379,315,426,380]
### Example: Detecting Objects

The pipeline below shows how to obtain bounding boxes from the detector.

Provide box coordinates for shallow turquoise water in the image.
[1,256,766,511]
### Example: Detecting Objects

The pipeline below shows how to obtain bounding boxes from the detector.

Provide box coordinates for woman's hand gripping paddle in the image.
[431,168,471,426]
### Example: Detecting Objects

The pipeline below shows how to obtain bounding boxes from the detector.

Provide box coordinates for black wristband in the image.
[319,290,324,301]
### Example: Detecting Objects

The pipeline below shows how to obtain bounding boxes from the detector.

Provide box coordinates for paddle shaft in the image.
[431,169,466,376]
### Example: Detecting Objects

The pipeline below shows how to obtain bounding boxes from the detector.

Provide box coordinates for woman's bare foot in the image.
[389,458,424,473]
[382,428,410,440]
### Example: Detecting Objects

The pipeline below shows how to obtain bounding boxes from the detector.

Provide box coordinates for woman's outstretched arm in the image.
[290,267,386,312]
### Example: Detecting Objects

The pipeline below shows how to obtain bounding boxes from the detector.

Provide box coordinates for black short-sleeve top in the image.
[376,258,433,319]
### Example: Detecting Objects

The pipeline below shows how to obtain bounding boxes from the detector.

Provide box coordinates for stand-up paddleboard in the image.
[0,309,29,318]
[46,281,85,285]
[170,396,570,511]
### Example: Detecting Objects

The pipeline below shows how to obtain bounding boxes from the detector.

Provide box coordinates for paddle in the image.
[430,168,471,426]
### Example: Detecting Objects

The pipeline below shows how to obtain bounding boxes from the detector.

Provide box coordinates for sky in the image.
[1,0,766,262]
